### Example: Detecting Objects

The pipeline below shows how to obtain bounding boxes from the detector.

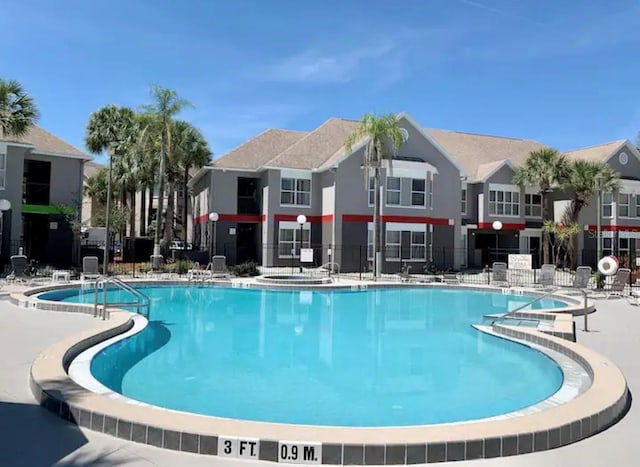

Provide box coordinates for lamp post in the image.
[596,176,603,263]
[0,199,11,270]
[492,220,503,264]
[297,214,307,273]
[208,212,219,263]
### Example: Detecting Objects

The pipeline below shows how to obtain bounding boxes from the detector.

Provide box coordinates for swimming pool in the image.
[41,286,567,427]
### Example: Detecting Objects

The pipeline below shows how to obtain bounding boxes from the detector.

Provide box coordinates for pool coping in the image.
[22,281,628,464]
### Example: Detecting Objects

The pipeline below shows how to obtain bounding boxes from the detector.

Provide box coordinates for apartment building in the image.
[1,126,89,268]
[190,112,640,271]
[189,113,464,272]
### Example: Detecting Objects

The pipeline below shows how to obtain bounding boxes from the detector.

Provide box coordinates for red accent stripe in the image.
[194,213,265,224]
[477,222,525,230]
[342,214,451,225]
[274,214,333,223]
[585,225,640,232]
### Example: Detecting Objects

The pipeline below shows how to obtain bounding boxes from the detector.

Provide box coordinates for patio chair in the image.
[81,256,100,281]
[443,272,461,284]
[148,255,165,279]
[7,255,32,285]
[209,255,230,278]
[538,264,556,289]
[572,266,592,289]
[605,268,631,299]
[491,262,509,287]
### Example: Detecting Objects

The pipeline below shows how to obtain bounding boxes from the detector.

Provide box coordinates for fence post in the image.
[359,245,362,281]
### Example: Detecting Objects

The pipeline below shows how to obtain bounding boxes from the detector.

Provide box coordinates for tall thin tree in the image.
[344,114,406,279]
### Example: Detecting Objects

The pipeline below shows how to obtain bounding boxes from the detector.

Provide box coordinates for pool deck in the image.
[0,288,637,466]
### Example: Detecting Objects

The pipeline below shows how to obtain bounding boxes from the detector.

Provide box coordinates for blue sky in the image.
[2,0,640,163]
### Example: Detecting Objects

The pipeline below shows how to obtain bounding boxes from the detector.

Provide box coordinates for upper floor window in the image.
[602,192,613,218]
[635,196,640,217]
[524,194,542,217]
[281,177,310,206]
[411,179,426,206]
[489,189,519,216]
[368,177,374,205]
[386,177,401,205]
[618,193,630,217]
[0,152,5,190]
[461,188,467,214]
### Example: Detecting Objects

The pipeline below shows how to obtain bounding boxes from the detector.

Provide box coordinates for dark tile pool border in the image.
[24,282,625,465]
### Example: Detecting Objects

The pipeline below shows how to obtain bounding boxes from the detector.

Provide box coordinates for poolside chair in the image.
[538,264,556,289]
[443,272,461,284]
[572,266,592,290]
[81,256,100,281]
[209,255,230,278]
[148,255,165,279]
[7,255,31,284]
[604,268,631,299]
[491,262,509,287]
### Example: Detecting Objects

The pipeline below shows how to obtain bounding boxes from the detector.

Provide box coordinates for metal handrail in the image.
[317,262,340,279]
[500,286,590,331]
[93,276,150,320]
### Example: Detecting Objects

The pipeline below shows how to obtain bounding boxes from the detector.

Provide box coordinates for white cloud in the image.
[264,39,398,84]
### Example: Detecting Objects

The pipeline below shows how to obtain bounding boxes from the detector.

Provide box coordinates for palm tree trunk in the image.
[183,165,189,247]
[163,181,175,245]
[139,187,146,237]
[542,191,550,264]
[147,185,154,237]
[153,132,167,255]
[129,189,136,238]
[373,166,381,279]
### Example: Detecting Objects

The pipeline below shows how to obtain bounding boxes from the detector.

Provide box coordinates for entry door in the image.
[236,223,258,264]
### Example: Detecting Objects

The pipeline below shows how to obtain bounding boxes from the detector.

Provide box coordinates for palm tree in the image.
[344,114,406,279]
[561,160,619,266]
[84,167,108,223]
[514,148,570,265]
[0,78,40,137]
[171,121,212,246]
[142,86,192,255]
[85,105,136,274]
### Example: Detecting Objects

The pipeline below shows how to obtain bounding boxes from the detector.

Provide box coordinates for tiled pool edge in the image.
[27,307,628,463]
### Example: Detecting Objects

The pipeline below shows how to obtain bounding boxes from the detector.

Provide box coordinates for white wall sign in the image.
[278,441,322,464]
[217,436,259,459]
[508,254,532,270]
[229,228,236,235]
[301,248,314,263]
[49,222,58,230]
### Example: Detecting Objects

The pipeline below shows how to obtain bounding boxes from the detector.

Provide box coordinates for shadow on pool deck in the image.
[0,399,128,467]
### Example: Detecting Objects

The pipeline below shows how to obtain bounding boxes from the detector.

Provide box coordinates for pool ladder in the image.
[93,276,151,320]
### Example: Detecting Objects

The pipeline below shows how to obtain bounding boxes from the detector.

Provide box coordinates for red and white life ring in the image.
[597,256,619,276]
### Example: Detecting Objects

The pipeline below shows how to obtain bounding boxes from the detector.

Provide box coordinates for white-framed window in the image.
[385,230,401,259]
[489,189,520,216]
[278,221,310,258]
[619,193,631,217]
[367,228,373,260]
[602,236,613,256]
[428,172,434,209]
[636,196,640,217]
[410,231,426,260]
[411,179,426,206]
[461,188,467,214]
[386,177,401,205]
[602,192,613,218]
[280,177,311,206]
[524,193,542,217]
[0,152,5,189]
[368,177,374,206]
[619,237,630,258]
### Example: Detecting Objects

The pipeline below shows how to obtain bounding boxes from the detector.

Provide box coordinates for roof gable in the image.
[1,125,89,159]
[564,139,631,163]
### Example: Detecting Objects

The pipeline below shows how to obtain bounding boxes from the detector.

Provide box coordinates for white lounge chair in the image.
[81,256,101,281]
[7,255,32,285]
[605,268,631,299]
[538,264,556,289]
[491,262,509,287]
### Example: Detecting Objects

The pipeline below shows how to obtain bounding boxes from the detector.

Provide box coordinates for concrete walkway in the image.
[0,296,636,467]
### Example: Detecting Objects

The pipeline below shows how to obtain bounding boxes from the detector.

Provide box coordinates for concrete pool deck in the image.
[0,292,637,466]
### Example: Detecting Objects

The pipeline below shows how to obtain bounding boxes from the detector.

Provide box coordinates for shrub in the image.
[137,262,152,274]
[230,261,260,277]
[166,260,192,275]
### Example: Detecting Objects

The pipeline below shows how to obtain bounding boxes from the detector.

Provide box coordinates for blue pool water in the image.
[41,286,566,427]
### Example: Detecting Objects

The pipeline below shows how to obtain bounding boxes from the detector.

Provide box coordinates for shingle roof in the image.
[266,118,360,169]
[564,140,626,162]
[474,160,512,182]
[83,161,104,179]
[1,125,89,158]
[212,128,307,169]
[425,129,546,181]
